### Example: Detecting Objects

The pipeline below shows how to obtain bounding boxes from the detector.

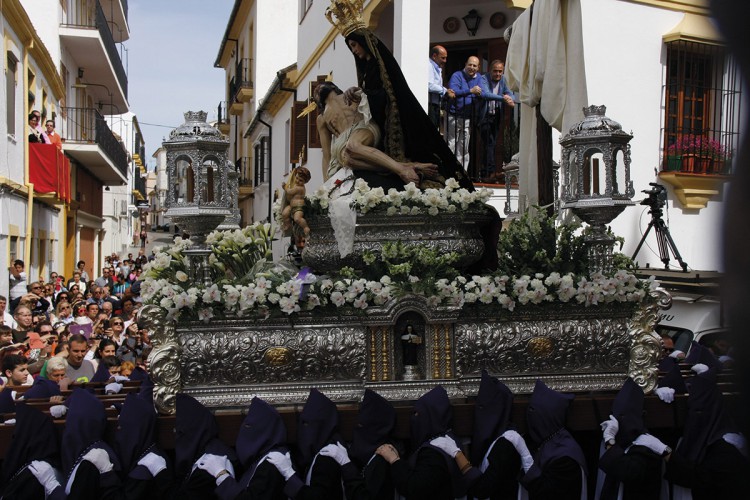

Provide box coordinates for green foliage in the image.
[497,211,637,278]
[498,210,559,276]
[361,241,461,296]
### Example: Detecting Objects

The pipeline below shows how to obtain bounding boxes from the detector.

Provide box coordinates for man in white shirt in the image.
[428,45,455,129]
[8,260,27,301]
[0,295,17,328]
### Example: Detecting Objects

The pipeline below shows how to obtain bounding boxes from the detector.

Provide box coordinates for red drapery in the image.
[29,143,71,202]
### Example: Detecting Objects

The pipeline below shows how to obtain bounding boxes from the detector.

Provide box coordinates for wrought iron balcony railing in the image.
[61,0,128,98]
[60,107,128,179]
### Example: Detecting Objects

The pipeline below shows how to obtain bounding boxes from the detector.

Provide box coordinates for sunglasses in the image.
[112,322,123,326]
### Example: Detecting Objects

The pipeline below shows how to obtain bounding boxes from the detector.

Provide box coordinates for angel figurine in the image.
[281,166,311,245]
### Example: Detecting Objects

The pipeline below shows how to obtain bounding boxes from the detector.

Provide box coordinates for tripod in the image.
[631,201,688,271]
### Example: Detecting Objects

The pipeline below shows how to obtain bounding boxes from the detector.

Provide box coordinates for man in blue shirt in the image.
[428,45,455,129]
[448,56,483,169]
[479,60,515,180]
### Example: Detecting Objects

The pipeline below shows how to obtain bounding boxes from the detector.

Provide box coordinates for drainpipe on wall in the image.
[23,44,34,268]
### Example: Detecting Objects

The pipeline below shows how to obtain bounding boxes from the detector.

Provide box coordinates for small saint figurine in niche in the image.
[401,322,422,367]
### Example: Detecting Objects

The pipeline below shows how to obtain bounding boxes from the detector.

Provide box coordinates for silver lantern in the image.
[164,111,232,284]
[560,105,635,274]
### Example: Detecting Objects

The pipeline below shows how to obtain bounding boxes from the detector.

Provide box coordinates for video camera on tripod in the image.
[640,182,667,209]
[632,182,688,271]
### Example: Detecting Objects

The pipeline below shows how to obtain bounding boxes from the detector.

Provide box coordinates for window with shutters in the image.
[290,101,308,164]
[308,75,328,150]
[254,136,270,185]
[6,52,17,136]
[662,41,742,175]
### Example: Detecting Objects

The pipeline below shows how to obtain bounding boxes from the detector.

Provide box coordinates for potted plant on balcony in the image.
[665,135,730,174]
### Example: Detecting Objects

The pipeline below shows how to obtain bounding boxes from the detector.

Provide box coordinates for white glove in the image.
[50,405,68,418]
[113,375,130,382]
[267,451,296,480]
[28,460,61,496]
[655,387,675,403]
[600,415,619,443]
[3,419,15,425]
[82,448,114,473]
[723,433,748,456]
[105,382,123,394]
[632,433,669,455]
[501,430,533,472]
[320,442,351,465]
[718,355,733,364]
[429,436,461,457]
[196,453,234,484]
[691,363,709,375]
[137,451,167,477]
[669,349,685,359]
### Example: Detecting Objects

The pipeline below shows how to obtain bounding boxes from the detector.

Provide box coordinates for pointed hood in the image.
[677,373,737,463]
[23,377,62,400]
[685,342,722,372]
[0,387,16,414]
[115,393,157,474]
[1,403,59,484]
[61,387,116,474]
[526,380,573,446]
[411,386,452,448]
[91,361,113,383]
[236,397,287,467]
[297,389,339,468]
[610,378,646,447]
[471,370,514,465]
[658,358,687,394]
[175,393,223,476]
[526,380,586,470]
[351,389,396,466]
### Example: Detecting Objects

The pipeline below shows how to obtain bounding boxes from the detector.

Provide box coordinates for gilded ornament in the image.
[263,347,294,366]
[527,336,554,357]
[325,0,366,37]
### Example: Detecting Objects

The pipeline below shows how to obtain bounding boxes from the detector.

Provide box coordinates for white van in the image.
[656,294,729,356]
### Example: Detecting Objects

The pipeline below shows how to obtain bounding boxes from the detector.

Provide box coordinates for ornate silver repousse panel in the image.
[365,379,467,401]
[455,317,631,377]
[179,324,367,386]
[184,381,367,408]
[302,211,490,273]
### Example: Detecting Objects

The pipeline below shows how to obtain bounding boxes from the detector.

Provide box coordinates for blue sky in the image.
[127,0,235,164]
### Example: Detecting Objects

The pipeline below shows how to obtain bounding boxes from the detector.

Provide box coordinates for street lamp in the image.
[463,9,482,36]
[71,81,120,114]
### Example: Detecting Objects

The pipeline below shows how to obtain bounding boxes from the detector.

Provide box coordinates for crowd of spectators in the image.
[1,251,153,391]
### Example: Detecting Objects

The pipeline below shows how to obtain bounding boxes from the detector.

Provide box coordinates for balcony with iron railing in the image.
[59,107,129,184]
[229,58,253,115]
[217,101,230,134]
[100,0,130,42]
[237,157,254,198]
[60,0,129,109]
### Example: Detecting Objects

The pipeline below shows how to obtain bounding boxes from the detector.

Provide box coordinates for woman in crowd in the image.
[50,301,75,326]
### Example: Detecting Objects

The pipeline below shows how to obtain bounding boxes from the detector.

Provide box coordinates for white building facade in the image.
[217,0,742,273]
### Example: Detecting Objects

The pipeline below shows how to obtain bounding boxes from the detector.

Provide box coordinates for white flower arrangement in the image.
[142,244,654,323]
[304,177,492,216]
